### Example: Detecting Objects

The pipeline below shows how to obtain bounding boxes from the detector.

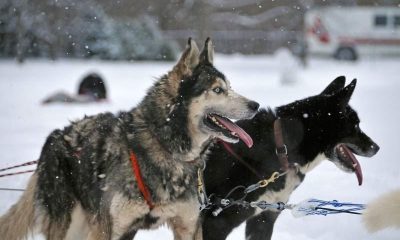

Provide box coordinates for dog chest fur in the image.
[253,153,326,216]
[253,170,301,215]
[110,193,199,236]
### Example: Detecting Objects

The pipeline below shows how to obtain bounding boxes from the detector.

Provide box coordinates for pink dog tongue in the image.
[214,115,253,148]
[341,144,363,186]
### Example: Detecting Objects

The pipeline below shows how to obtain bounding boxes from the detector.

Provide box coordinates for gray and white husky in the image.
[0,38,259,240]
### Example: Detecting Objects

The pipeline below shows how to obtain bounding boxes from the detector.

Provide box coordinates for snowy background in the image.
[0,54,399,239]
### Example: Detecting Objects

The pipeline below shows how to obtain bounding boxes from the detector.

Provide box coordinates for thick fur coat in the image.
[0,38,258,240]
[201,77,380,240]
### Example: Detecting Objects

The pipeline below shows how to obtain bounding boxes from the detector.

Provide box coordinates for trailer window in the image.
[374,15,387,27]
[394,16,400,28]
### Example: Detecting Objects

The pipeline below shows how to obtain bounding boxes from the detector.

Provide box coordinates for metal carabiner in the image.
[259,171,280,187]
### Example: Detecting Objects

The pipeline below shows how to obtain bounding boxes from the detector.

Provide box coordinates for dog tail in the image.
[363,189,400,232]
[0,173,37,239]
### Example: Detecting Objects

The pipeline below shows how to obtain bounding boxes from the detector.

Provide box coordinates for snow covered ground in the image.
[0,55,399,239]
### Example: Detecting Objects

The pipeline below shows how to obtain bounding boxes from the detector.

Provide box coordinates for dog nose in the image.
[372,143,380,154]
[365,142,380,157]
[247,101,259,111]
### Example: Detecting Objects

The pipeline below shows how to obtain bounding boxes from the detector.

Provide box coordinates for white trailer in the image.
[305,6,400,60]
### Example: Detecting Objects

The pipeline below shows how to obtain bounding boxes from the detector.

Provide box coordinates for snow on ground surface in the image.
[0,55,399,240]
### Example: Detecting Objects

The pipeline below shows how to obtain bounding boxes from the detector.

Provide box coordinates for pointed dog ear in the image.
[172,38,200,77]
[199,37,214,65]
[321,76,346,95]
[330,79,357,108]
[166,38,199,96]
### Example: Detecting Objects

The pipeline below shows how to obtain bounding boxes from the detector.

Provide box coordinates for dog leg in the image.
[0,173,37,240]
[109,193,150,239]
[202,204,256,240]
[87,223,109,240]
[193,222,203,240]
[41,216,70,240]
[168,214,200,240]
[201,215,236,240]
[167,198,201,240]
[86,214,117,240]
[65,204,90,240]
[118,229,137,240]
[245,211,280,240]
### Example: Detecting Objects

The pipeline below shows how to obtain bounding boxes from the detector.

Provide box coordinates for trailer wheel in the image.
[334,47,358,61]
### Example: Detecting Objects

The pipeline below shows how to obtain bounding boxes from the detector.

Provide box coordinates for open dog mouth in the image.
[204,113,253,148]
[335,143,363,186]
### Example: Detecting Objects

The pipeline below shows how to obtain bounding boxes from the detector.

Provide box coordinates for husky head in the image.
[140,38,258,158]
[276,76,379,185]
[183,38,259,148]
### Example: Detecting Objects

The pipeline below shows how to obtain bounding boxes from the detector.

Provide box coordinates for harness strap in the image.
[219,119,293,175]
[0,160,38,172]
[218,140,262,178]
[129,150,154,209]
[0,169,35,178]
[274,119,289,171]
[197,168,210,210]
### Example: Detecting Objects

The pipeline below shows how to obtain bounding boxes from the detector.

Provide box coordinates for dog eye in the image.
[213,87,223,94]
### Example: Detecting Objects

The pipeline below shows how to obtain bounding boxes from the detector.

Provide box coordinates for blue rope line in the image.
[296,199,366,216]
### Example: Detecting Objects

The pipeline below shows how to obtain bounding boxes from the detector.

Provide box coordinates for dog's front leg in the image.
[245,210,280,240]
[168,214,200,240]
[167,199,201,240]
[87,221,110,240]
[193,221,203,240]
[109,193,150,240]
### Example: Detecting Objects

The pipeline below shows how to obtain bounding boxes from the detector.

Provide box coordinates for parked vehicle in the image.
[305,7,400,60]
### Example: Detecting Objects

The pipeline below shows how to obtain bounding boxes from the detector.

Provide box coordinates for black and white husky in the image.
[201,77,380,240]
[0,38,259,240]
